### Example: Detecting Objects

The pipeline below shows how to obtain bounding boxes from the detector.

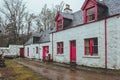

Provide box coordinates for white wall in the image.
[51,20,105,68]
[0,45,23,56]
[24,42,51,60]
[50,15,120,69]
[9,45,23,56]
[24,44,39,59]
[106,16,120,69]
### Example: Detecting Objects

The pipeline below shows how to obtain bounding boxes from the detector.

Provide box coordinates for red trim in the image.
[57,42,63,54]
[82,0,98,23]
[95,5,98,21]
[84,40,86,55]
[84,10,87,23]
[104,18,107,69]
[20,48,24,57]
[84,38,98,56]
[36,47,38,54]
[51,14,120,34]
[42,46,49,60]
[55,14,64,31]
[52,33,54,60]
[81,0,97,10]
[90,39,93,55]
[70,40,76,62]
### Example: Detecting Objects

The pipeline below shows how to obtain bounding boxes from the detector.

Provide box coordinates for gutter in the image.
[104,18,107,69]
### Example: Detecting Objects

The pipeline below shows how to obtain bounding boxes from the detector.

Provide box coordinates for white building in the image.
[24,0,120,69]
[50,0,120,69]
[24,31,52,60]
[0,45,23,57]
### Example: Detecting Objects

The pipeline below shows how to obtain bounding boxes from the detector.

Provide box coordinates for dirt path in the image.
[17,60,120,80]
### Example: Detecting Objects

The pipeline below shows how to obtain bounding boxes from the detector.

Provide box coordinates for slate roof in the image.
[25,32,42,45]
[59,0,120,28]
[60,12,73,20]
[25,37,33,45]
[102,0,120,16]
[38,30,51,43]
[25,30,51,45]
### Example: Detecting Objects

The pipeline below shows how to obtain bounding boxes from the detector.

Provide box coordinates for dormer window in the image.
[87,7,95,22]
[57,20,63,30]
[81,0,98,23]
[55,11,73,31]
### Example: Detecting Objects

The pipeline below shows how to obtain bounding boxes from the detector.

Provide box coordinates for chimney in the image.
[64,4,72,14]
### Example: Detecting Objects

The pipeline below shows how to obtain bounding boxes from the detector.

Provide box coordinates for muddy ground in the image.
[17,58,120,80]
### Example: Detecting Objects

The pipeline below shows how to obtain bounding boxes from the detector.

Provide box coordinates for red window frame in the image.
[57,42,63,54]
[57,20,63,31]
[36,47,38,54]
[84,38,98,56]
[27,47,29,56]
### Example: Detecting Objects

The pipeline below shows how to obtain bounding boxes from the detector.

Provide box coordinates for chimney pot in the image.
[64,4,72,14]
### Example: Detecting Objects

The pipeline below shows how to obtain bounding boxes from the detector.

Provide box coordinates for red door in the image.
[43,46,49,60]
[70,40,76,62]
[20,48,24,57]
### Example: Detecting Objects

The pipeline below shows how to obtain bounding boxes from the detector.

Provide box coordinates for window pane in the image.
[85,39,90,55]
[92,38,98,55]
[57,42,64,54]
[93,38,98,45]
[58,20,62,30]
[57,43,60,53]
[57,48,60,53]
[93,46,98,54]
[85,38,98,56]
[87,7,95,21]
[85,39,90,47]
[87,7,94,15]
[72,42,76,46]
[85,47,90,55]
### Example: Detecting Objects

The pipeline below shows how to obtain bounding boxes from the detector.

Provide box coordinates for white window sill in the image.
[83,55,100,58]
[56,54,64,56]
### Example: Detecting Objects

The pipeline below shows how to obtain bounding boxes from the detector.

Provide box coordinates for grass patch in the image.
[4,59,47,80]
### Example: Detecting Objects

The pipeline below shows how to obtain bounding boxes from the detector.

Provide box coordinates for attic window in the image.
[57,20,63,30]
[87,7,95,22]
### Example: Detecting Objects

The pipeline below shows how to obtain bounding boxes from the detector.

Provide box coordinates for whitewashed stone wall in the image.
[0,45,23,56]
[107,16,120,69]
[24,44,39,59]
[24,42,51,60]
[9,45,23,56]
[50,15,120,69]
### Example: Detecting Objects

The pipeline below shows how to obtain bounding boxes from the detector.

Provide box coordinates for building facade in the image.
[24,0,120,69]
[50,0,120,69]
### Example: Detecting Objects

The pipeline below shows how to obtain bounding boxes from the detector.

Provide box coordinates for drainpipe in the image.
[104,18,107,69]
[52,33,54,61]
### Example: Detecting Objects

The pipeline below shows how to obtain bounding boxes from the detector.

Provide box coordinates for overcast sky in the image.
[0,0,85,14]
[23,0,85,14]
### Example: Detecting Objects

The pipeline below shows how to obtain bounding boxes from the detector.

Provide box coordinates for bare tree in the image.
[25,13,36,39]
[35,1,64,32]
[0,0,27,44]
